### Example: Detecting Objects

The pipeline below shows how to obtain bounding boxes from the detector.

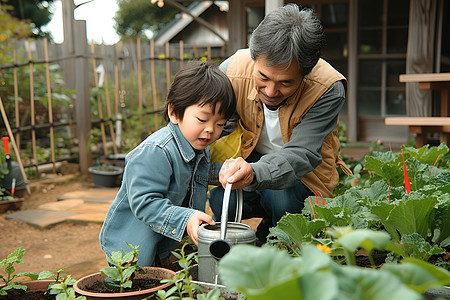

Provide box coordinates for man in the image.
[209,4,351,243]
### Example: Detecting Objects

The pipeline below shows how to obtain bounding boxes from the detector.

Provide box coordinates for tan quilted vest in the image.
[226,49,351,198]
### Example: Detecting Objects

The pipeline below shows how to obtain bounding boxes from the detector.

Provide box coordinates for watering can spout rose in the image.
[198,183,255,284]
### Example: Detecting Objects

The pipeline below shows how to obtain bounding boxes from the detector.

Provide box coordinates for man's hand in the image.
[219,157,254,189]
[186,211,215,245]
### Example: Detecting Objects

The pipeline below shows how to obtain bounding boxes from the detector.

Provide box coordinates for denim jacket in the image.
[99,122,220,265]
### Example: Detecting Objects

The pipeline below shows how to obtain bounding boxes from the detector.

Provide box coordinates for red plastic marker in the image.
[401,148,411,194]
[11,178,16,197]
[2,136,10,156]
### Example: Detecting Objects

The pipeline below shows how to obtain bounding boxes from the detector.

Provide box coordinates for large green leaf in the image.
[387,195,438,239]
[364,152,404,186]
[400,233,445,261]
[370,202,399,242]
[100,266,120,280]
[431,195,450,245]
[334,229,391,253]
[219,245,303,298]
[271,213,326,247]
[382,257,450,293]
[334,265,423,300]
[405,143,449,166]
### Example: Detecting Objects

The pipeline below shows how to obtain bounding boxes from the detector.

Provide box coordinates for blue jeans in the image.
[209,180,312,227]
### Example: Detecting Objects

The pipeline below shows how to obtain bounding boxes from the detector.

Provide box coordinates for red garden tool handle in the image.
[2,136,10,155]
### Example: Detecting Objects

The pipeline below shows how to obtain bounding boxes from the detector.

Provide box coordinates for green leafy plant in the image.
[219,232,450,300]
[0,247,53,296]
[100,242,144,293]
[43,268,86,300]
[292,144,450,262]
[156,238,227,300]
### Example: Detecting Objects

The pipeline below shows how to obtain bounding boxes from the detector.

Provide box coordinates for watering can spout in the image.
[208,182,234,260]
[209,239,231,260]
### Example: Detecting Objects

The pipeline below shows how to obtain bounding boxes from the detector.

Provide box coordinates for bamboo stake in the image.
[13,49,20,151]
[114,65,119,115]
[0,95,30,195]
[137,37,143,125]
[101,43,118,155]
[90,42,108,156]
[115,41,123,116]
[193,43,198,59]
[179,40,184,68]
[44,38,56,172]
[150,39,159,130]
[207,44,211,61]
[27,39,38,174]
[165,42,171,91]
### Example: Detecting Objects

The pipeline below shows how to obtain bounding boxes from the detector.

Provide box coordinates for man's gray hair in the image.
[249,4,324,76]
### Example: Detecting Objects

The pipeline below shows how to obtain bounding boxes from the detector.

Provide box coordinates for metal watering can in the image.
[198,183,256,284]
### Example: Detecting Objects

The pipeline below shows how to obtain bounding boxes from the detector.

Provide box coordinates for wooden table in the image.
[385,73,450,147]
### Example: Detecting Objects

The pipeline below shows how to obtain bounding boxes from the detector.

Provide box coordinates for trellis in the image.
[0,37,225,183]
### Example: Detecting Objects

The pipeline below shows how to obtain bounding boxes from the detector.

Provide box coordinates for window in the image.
[357,0,409,117]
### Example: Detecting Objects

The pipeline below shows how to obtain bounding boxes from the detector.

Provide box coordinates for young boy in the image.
[99,62,236,267]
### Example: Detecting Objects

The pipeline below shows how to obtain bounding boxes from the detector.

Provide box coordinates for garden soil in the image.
[0,176,108,282]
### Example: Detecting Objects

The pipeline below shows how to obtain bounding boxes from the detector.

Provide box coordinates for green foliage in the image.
[5,0,56,38]
[114,0,190,39]
[0,246,54,296]
[296,144,450,262]
[0,3,31,61]
[44,269,86,300]
[219,237,450,299]
[156,238,227,300]
[267,213,326,256]
[100,242,144,293]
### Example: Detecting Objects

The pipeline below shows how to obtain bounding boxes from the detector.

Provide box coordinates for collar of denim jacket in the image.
[168,121,209,164]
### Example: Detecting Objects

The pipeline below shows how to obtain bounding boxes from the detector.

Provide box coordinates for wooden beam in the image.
[385,117,450,126]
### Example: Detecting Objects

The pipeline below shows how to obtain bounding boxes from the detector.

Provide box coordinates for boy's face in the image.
[169,102,227,150]
[253,56,303,107]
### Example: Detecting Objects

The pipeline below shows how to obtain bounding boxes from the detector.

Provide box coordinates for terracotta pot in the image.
[0,198,24,213]
[22,279,55,291]
[0,279,55,298]
[73,267,176,300]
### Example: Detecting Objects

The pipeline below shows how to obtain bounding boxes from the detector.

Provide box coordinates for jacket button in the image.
[256,124,260,128]
[243,140,246,144]
[172,228,176,235]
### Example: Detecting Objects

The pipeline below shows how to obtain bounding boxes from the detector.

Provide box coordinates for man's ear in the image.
[167,104,178,124]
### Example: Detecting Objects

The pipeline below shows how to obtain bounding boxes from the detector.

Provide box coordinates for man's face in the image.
[253,56,303,107]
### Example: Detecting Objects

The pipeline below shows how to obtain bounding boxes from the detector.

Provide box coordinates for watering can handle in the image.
[219,183,243,240]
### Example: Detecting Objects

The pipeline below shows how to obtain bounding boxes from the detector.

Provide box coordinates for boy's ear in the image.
[167,104,178,124]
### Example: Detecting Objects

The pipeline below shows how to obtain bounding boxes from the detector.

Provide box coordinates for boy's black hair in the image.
[163,61,236,122]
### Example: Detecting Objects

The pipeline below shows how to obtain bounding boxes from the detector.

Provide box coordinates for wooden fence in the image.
[0,37,225,181]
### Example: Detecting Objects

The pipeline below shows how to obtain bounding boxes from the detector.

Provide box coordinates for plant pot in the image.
[0,279,55,299]
[88,166,123,187]
[73,266,176,300]
[106,154,126,168]
[0,197,24,213]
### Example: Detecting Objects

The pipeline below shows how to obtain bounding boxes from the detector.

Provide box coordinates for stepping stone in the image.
[58,188,118,203]
[5,209,77,228]
[67,213,107,224]
[38,199,85,211]
[65,202,111,215]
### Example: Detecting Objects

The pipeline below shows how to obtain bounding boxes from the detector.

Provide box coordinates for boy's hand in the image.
[187,211,215,245]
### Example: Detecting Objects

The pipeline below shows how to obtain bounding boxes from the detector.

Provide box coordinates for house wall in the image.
[171,5,228,47]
